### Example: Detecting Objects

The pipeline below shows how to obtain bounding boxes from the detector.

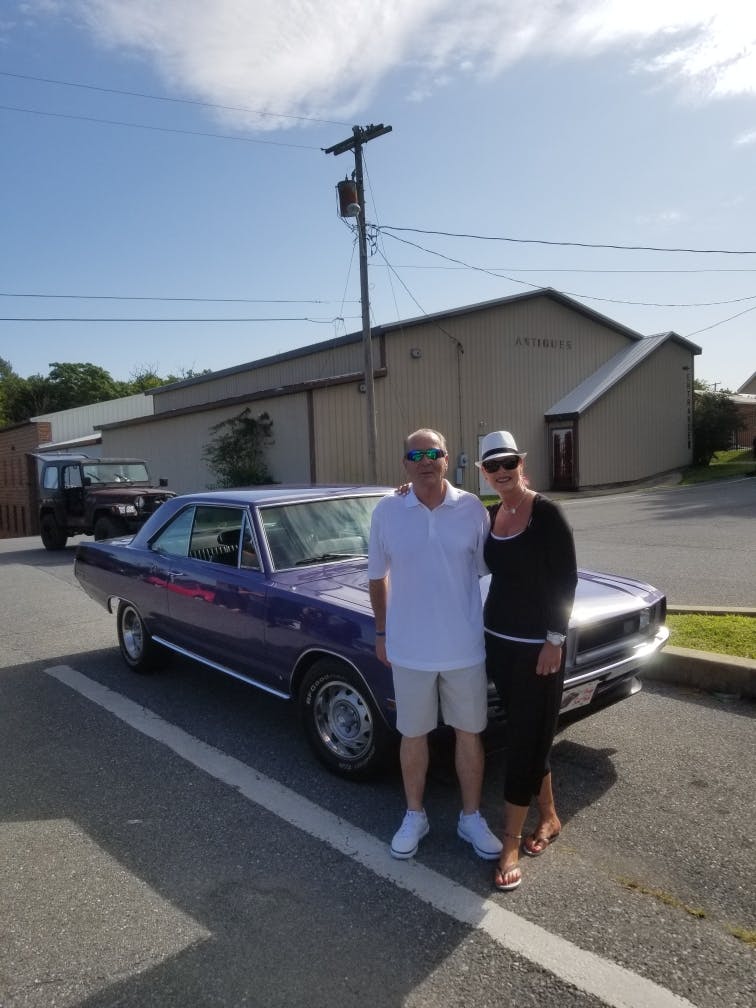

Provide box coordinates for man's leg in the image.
[455,729,503,861]
[454,728,484,814]
[391,733,431,859]
[400,733,429,810]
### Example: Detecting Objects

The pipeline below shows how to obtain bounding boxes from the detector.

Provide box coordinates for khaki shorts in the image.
[392,661,488,737]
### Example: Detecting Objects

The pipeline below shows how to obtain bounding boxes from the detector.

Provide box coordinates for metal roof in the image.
[545,332,698,419]
[144,288,654,396]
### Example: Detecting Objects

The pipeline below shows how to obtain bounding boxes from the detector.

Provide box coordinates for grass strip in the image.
[666,614,756,660]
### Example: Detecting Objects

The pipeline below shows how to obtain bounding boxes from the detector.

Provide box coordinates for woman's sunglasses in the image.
[481,457,520,473]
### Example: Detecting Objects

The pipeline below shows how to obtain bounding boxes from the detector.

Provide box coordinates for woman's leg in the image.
[523,771,562,854]
[495,801,529,890]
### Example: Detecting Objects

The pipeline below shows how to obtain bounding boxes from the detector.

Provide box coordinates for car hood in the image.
[276,564,664,624]
[477,568,662,625]
[272,563,374,614]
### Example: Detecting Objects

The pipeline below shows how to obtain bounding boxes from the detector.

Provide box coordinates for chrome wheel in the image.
[117,601,158,673]
[299,660,393,778]
[312,678,374,761]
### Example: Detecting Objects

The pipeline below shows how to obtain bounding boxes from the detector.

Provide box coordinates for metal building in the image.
[96,289,701,495]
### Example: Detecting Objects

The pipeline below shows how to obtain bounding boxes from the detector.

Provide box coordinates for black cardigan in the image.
[483,495,578,640]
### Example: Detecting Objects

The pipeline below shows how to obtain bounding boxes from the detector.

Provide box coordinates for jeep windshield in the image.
[82,461,151,485]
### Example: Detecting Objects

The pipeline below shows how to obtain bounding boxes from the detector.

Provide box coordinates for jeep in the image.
[33,453,175,550]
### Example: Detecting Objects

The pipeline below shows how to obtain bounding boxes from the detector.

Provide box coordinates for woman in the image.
[477,430,577,892]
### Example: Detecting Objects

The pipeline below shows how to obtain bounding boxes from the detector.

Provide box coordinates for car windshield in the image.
[259,494,381,569]
[83,461,150,484]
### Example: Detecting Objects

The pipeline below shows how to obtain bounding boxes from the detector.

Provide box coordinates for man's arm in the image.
[369,577,388,631]
[369,576,389,666]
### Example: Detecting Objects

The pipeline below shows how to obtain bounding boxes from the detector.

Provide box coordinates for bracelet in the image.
[375,630,386,636]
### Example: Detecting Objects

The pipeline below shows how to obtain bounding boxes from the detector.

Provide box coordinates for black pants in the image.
[486,634,564,807]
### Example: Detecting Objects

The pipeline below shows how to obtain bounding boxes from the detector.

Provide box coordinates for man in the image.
[368,428,502,861]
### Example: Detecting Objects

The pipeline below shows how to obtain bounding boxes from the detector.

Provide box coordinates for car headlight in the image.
[114,504,138,517]
[134,495,145,511]
[639,608,651,631]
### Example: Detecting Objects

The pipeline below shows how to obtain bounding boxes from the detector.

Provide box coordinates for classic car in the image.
[74,485,669,779]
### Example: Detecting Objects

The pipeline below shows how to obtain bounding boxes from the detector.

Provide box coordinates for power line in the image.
[0,70,349,127]
[0,316,364,324]
[379,225,756,256]
[0,292,359,304]
[380,231,756,309]
[370,265,756,275]
[0,104,321,149]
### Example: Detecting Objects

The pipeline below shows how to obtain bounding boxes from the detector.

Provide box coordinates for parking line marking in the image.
[47,665,697,1008]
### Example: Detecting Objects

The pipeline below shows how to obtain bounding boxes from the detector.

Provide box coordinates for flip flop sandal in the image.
[523,830,560,857]
[493,864,522,891]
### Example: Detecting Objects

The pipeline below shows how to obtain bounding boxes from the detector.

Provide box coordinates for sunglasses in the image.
[405,448,447,462]
[482,456,520,473]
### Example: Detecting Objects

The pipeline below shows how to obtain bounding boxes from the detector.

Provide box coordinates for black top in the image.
[483,495,578,640]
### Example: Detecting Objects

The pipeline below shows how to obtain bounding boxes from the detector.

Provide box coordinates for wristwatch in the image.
[546,631,566,646]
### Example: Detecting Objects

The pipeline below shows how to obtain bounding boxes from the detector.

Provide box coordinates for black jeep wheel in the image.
[40,514,67,550]
[299,659,395,779]
[117,601,160,674]
[94,515,127,541]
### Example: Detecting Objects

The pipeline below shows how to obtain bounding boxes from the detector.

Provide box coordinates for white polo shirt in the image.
[367,482,489,671]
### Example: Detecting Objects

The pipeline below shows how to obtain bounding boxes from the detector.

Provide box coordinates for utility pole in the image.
[325,123,392,484]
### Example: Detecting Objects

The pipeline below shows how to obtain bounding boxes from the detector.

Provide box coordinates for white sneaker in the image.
[391,810,430,859]
[457,811,503,860]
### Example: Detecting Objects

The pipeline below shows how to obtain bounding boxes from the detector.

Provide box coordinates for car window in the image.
[151,506,195,557]
[62,465,83,489]
[83,461,150,484]
[42,467,59,490]
[260,495,379,569]
[240,512,261,571]
[151,504,261,569]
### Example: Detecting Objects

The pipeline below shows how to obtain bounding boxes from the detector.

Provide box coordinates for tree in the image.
[202,408,274,488]
[46,362,128,409]
[692,389,744,465]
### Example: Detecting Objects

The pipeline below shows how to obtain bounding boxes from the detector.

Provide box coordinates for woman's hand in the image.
[536,641,562,676]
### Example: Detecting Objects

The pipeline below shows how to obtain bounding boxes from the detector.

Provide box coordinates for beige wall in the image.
[102,393,312,493]
[153,343,365,413]
[359,296,631,491]
[577,340,693,486]
[98,294,697,495]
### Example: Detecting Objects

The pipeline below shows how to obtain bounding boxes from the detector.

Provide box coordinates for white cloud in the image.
[734,129,756,146]
[27,1,756,125]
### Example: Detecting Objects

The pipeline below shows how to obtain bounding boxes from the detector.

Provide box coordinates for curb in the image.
[644,646,756,700]
[643,606,756,701]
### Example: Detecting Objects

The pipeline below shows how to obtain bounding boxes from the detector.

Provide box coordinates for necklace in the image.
[503,488,528,515]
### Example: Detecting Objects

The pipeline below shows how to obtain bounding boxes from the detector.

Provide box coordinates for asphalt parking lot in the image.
[0,478,754,1008]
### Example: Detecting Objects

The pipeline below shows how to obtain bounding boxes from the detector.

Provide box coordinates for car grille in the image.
[577,613,641,652]
[574,598,665,667]
[138,494,173,517]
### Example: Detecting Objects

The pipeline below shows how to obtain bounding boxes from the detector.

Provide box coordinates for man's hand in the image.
[375,636,390,666]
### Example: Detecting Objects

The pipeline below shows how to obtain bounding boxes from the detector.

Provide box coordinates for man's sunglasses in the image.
[482,456,520,473]
[405,448,447,462]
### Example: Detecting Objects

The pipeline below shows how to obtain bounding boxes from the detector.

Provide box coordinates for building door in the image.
[550,425,576,490]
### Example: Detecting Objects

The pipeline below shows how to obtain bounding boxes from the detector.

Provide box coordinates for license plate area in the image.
[560,680,598,714]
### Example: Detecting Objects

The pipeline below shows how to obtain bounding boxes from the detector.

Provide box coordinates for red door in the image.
[551,427,576,490]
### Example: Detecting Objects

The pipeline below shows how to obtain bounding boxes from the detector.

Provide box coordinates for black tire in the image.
[299,659,395,779]
[117,601,159,674]
[94,515,127,541]
[40,514,67,550]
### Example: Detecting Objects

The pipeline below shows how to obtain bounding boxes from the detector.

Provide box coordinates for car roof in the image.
[173,485,393,506]
[31,453,147,464]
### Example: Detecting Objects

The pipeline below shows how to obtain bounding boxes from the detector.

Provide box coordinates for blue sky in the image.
[2,1,755,392]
